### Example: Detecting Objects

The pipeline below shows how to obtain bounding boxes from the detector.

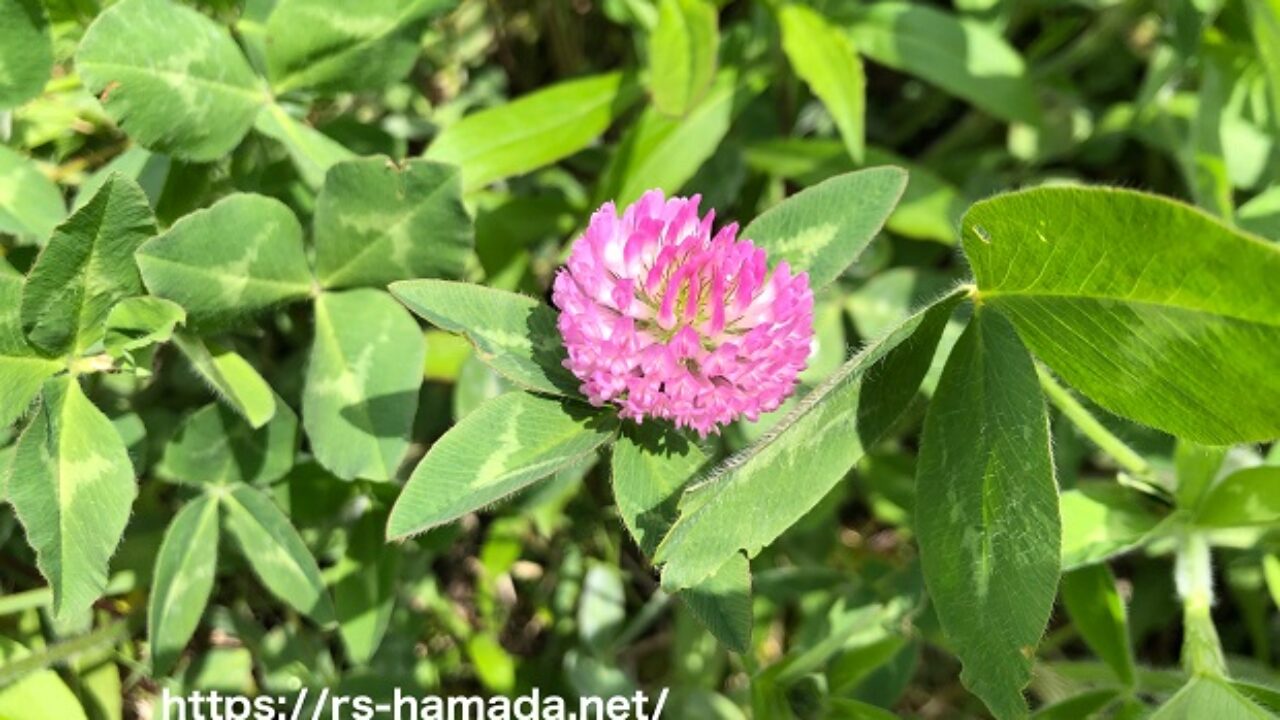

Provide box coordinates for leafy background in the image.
[1,0,1279,718]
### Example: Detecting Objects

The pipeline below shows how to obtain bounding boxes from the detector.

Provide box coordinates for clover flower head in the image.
[552,190,815,436]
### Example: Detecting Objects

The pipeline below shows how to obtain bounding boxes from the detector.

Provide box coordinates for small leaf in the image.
[220,483,335,625]
[600,69,763,206]
[103,296,186,358]
[148,494,219,675]
[1193,467,1280,528]
[1061,484,1165,570]
[1060,564,1136,687]
[389,279,578,396]
[0,0,53,110]
[158,400,297,486]
[779,4,866,162]
[387,392,616,539]
[744,139,965,244]
[315,157,473,291]
[915,309,1060,720]
[76,0,266,161]
[964,186,1280,444]
[742,167,906,290]
[172,333,277,429]
[334,507,400,665]
[0,265,61,429]
[648,0,719,117]
[9,377,137,633]
[1175,440,1229,510]
[265,0,455,93]
[253,103,355,188]
[21,174,156,355]
[848,3,1040,125]
[303,290,426,481]
[137,194,312,329]
[426,72,642,191]
[0,144,65,240]
[655,288,965,590]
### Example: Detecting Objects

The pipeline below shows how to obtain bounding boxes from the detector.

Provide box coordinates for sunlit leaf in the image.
[387,392,616,539]
[303,290,425,481]
[964,186,1280,443]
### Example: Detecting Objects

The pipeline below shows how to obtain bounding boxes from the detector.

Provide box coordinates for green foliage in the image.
[916,310,1060,719]
[77,0,266,161]
[648,0,719,118]
[9,377,136,633]
[2,1,1279,717]
[964,187,1280,444]
[137,194,312,328]
[303,290,426,481]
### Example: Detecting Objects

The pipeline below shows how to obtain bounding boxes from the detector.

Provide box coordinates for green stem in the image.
[0,572,135,617]
[0,619,131,688]
[1036,366,1152,479]
[1176,532,1226,678]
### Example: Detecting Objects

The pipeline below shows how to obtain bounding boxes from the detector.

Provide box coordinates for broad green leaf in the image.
[655,289,965,590]
[600,69,763,206]
[315,158,472,290]
[648,0,718,117]
[744,139,965,244]
[1150,677,1273,719]
[76,0,267,162]
[0,144,64,240]
[333,507,399,665]
[20,175,156,355]
[0,0,53,109]
[389,279,578,396]
[916,310,1060,720]
[742,167,907,290]
[220,483,335,625]
[0,265,61,430]
[265,0,454,93]
[1193,467,1280,528]
[172,333,276,429]
[103,296,185,358]
[253,103,355,188]
[847,3,1039,125]
[387,392,616,539]
[303,290,426,481]
[137,194,313,329]
[1061,484,1165,570]
[611,424,751,651]
[159,400,297,486]
[779,4,866,162]
[426,72,642,191]
[9,377,137,633]
[963,186,1280,444]
[1060,564,1136,687]
[0,638,88,720]
[148,494,219,675]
